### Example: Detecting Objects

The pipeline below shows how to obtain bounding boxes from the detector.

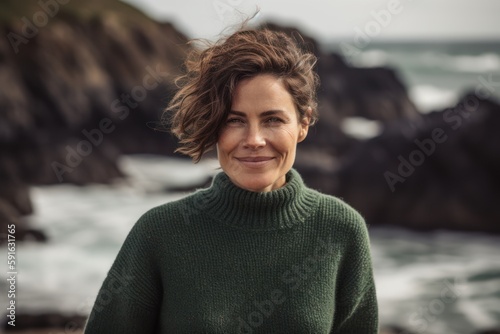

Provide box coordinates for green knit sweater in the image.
[84,168,378,333]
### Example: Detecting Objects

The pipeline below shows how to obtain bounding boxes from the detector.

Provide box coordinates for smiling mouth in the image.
[235,157,274,168]
[236,157,274,162]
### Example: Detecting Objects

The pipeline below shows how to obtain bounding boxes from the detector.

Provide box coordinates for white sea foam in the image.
[409,84,459,112]
[394,50,500,73]
[340,116,382,139]
[353,49,390,67]
[445,53,500,73]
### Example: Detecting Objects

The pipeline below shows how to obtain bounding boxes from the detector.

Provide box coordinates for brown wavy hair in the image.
[166,27,320,162]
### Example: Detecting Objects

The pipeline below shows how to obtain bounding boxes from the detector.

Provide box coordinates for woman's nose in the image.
[243,125,266,149]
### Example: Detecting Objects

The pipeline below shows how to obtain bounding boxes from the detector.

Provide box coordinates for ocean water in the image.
[327,41,500,112]
[1,155,499,333]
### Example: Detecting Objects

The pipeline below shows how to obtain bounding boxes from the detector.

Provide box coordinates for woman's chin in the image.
[230,174,285,193]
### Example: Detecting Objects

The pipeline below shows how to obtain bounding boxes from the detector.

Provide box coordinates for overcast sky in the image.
[122,0,500,42]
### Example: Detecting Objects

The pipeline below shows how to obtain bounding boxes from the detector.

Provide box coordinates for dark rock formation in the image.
[327,93,500,233]
[0,0,188,237]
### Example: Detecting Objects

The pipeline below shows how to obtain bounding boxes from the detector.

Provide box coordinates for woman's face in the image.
[217,74,310,192]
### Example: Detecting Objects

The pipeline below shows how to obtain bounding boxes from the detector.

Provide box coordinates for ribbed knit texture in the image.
[84,168,378,333]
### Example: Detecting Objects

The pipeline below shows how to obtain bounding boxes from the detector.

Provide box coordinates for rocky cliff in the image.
[327,93,500,233]
[0,0,188,240]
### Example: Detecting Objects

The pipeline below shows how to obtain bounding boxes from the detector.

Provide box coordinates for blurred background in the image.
[1,0,499,333]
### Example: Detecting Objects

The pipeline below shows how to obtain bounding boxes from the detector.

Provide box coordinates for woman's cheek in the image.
[275,126,300,142]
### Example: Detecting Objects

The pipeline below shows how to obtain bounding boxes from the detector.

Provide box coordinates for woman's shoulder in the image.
[308,190,372,249]
[310,189,367,229]
[131,193,201,232]
[312,189,363,217]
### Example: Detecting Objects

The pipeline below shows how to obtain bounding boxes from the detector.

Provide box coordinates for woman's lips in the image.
[235,157,274,168]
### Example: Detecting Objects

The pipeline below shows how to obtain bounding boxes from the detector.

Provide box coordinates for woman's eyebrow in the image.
[260,110,287,117]
[228,110,246,116]
[228,110,288,117]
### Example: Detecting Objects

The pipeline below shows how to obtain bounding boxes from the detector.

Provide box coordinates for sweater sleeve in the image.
[84,210,163,334]
[331,212,379,333]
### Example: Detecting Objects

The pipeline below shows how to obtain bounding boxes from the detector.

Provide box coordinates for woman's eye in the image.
[226,118,243,124]
[266,117,283,123]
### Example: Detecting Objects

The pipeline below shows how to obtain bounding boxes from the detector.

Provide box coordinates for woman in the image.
[84,27,378,333]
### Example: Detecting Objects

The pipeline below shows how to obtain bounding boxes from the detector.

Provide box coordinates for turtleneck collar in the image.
[193,168,318,231]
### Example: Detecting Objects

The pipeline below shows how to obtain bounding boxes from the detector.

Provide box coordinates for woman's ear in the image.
[297,107,312,143]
